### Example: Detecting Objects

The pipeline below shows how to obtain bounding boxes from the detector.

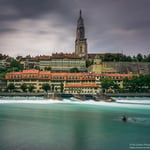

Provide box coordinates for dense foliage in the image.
[28,85,35,92]
[101,74,150,93]
[86,60,93,67]
[44,66,51,71]
[70,68,79,73]
[103,53,150,62]
[20,83,28,92]
[42,83,51,92]
[101,77,120,93]
[0,60,23,77]
[123,74,150,93]
[7,83,15,92]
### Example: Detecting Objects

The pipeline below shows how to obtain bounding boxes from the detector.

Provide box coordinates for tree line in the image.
[123,74,150,93]
[102,53,150,62]
[101,74,150,93]
[5,82,64,93]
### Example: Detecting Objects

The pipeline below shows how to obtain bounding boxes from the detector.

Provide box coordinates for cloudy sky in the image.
[0,0,150,57]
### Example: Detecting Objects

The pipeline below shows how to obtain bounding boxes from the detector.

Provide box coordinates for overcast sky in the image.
[0,0,150,57]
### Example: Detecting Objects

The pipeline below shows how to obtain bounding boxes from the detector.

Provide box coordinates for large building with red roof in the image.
[5,70,134,94]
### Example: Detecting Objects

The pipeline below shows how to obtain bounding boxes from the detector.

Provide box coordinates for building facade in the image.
[39,53,86,72]
[5,70,133,94]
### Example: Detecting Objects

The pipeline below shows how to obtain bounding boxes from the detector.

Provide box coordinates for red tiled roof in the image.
[51,53,79,58]
[51,73,83,76]
[66,73,82,76]
[65,84,99,88]
[39,71,51,74]
[38,56,51,60]
[51,73,67,76]
[22,70,39,74]
[5,70,136,80]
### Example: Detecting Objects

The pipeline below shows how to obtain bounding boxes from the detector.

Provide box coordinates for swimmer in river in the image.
[121,115,127,122]
[121,115,137,122]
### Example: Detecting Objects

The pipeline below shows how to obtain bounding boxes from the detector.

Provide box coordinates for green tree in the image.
[70,67,79,73]
[20,83,28,92]
[147,54,150,62]
[103,53,115,61]
[86,60,93,67]
[136,53,143,62]
[44,66,51,71]
[144,74,150,92]
[28,85,35,92]
[7,83,15,92]
[42,83,50,92]
[51,84,55,92]
[123,74,150,93]
[0,68,6,77]
[10,60,22,71]
[123,77,130,92]
[60,82,64,93]
[112,83,120,93]
[101,77,114,93]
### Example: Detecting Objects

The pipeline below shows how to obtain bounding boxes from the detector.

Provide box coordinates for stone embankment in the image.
[44,93,63,100]
[72,94,115,102]
[0,92,44,96]
[0,92,115,102]
[106,93,150,97]
[1,92,149,101]
[93,93,115,102]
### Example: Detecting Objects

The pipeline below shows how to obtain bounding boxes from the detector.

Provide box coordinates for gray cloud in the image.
[0,0,150,56]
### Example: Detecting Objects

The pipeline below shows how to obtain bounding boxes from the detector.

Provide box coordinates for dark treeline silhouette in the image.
[123,74,150,93]
[101,74,150,93]
[102,53,150,62]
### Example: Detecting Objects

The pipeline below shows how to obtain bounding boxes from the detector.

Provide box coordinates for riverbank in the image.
[0,92,150,97]
[106,93,150,97]
[0,92,45,96]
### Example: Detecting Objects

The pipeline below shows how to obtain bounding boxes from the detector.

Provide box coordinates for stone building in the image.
[39,53,86,72]
[75,10,87,59]
[88,59,150,74]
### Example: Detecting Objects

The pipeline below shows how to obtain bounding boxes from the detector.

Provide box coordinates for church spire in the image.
[80,9,82,17]
[77,10,85,39]
[75,10,88,59]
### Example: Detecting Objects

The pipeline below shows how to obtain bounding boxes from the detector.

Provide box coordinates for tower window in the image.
[80,46,82,53]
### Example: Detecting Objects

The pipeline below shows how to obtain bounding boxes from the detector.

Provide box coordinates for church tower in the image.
[75,10,87,59]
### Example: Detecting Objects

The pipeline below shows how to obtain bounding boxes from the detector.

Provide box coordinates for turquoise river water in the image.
[0,97,150,150]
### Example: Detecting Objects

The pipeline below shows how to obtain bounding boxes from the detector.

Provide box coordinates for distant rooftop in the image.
[51,53,79,58]
[22,70,39,74]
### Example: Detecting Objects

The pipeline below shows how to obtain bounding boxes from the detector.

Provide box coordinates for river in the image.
[0,97,150,150]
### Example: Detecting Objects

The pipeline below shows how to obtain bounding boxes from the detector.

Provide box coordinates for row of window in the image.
[40,61,85,64]
[97,76,129,79]
[67,91,97,94]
